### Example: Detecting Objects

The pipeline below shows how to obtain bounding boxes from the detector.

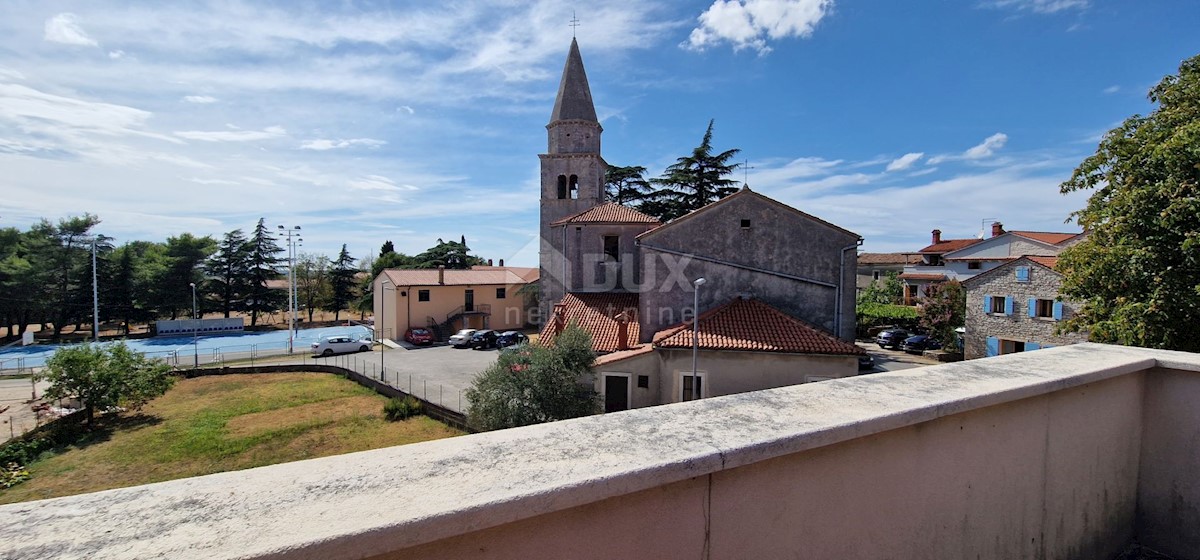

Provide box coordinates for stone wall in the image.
[964,262,1087,359]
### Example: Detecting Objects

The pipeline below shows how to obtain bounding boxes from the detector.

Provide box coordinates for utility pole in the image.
[277,225,302,353]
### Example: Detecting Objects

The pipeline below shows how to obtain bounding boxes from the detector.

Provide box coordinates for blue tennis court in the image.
[0,325,374,370]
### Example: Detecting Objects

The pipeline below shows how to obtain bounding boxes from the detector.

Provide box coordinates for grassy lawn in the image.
[0,372,463,504]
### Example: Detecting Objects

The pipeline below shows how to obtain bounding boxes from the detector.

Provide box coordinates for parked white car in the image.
[311,335,372,357]
[448,329,477,348]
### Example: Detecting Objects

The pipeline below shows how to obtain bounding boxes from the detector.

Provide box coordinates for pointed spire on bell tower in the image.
[550,38,598,124]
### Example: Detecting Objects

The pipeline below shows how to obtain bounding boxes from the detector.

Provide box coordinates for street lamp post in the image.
[692,277,705,400]
[380,280,393,373]
[189,282,198,368]
[277,225,302,353]
[91,238,99,343]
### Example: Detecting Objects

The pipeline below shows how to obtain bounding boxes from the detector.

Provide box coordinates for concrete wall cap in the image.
[2,343,1197,559]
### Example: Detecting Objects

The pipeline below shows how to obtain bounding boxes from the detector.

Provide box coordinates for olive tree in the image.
[38,342,175,425]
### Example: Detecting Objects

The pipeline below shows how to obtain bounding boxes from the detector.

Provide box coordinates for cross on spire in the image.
[569,11,580,37]
[742,158,755,185]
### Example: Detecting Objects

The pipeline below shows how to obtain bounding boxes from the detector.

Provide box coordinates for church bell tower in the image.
[539,38,606,320]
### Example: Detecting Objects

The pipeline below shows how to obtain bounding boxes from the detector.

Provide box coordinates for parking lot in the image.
[856,342,940,373]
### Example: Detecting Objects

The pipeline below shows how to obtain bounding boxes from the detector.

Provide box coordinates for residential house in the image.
[856,252,920,294]
[900,222,1082,304]
[542,296,863,411]
[372,265,538,342]
[961,255,1087,359]
[535,38,863,412]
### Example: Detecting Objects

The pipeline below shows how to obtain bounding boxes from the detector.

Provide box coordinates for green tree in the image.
[413,237,485,270]
[205,229,252,318]
[919,281,965,350]
[295,252,330,322]
[857,271,905,306]
[328,244,357,322]
[605,164,653,205]
[1058,54,1200,351]
[379,240,395,257]
[38,342,175,425]
[158,234,217,320]
[243,219,285,327]
[465,323,599,431]
[643,119,741,221]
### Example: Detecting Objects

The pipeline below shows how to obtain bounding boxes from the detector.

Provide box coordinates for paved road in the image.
[255,343,500,414]
[856,341,940,373]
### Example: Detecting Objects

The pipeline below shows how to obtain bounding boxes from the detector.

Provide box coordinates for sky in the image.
[0,1,1196,266]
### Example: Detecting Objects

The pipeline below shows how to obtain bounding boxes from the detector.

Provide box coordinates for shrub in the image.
[0,463,31,489]
[384,395,423,421]
[856,302,919,338]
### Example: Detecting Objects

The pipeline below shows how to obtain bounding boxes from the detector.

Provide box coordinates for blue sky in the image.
[0,1,1195,266]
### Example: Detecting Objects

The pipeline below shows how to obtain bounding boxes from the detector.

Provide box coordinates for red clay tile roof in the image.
[898,273,948,281]
[858,252,921,265]
[917,238,983,253]
[550,202,660,226]
[593,344,655,366]
[652,297,863,356]
[1026,256,1060,269]
[381,268,536,286]
[1010,231,1080,245]
[539,292,640,353]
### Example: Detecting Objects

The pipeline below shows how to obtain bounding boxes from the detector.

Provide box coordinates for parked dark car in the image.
[468,329,499,350]
[858,353,875,371]
[901,334,941,354]
[495,331,528,349]
[875,328,910,349]
[404,327,433,346]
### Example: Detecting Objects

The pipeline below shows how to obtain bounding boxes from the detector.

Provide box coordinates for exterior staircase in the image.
[427,305,491,342]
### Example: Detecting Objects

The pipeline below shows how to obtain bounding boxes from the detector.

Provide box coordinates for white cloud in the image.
[300,138,387,151]
[348,175,417,192]
[108,50,125,59]
[886,152,924,172]
[1102,85,1120,94]
[174,126,286,142]
[684,0,833,55]
[182,95,218,104]
[0,67,24,80]
[928,133,1008,164]
[397,106,415,115]
[44,13,99,47]
[981,0,1090,13]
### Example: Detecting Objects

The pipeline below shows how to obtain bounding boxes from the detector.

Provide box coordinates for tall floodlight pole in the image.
[190,282,198,368]
[277,225,302,353]
[692,277,706,400]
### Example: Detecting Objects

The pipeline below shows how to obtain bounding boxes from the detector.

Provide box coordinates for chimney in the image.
[552,303,566,338]
[991,222,1005,238]
[438,265,445,285]
[615,312,630,351]
[498,259,504,267]
[487,259,493,266]
[931,229,942,244]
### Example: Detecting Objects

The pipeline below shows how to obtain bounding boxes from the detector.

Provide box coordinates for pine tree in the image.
[329,244,357,322]
[243,219,285,327]
[604,164,653,205]
[205,229,252,318]
[644,120,741,222]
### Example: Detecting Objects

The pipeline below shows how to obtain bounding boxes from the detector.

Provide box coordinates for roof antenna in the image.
[569,11,580,38]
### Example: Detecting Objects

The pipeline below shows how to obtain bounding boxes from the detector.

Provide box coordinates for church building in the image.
[537,39,866,412]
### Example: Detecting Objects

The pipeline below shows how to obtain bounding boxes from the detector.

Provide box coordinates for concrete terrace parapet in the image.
[2,343,1199,559]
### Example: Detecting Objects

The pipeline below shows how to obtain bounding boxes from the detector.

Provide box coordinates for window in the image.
[637,375,649,388]
[926,255,943,266]
[569,175,579,199]
[400,291,407,297]
[418,290,430,302]
[740,219,751,229]
[990,296,1007,314]
[556,175,567,199]
[872,271,881,280]
[1015,266,1030,283]
[1034,299,1054,318]
[603,235,619,261]
[681,372,704,401]
[496,287,506,299]
[967,261,981,270]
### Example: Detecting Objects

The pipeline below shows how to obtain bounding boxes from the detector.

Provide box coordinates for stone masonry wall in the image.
[964,263,1087,359]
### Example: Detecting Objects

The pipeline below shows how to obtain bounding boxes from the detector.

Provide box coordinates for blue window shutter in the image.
[1028,298,1037,318]
[1004,296,1013,316]
[983,295,992,314]
[1052,301,1063,320]
[986,337,999,357]
[1027,342,1041,351]
[1015,266,1030,283]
